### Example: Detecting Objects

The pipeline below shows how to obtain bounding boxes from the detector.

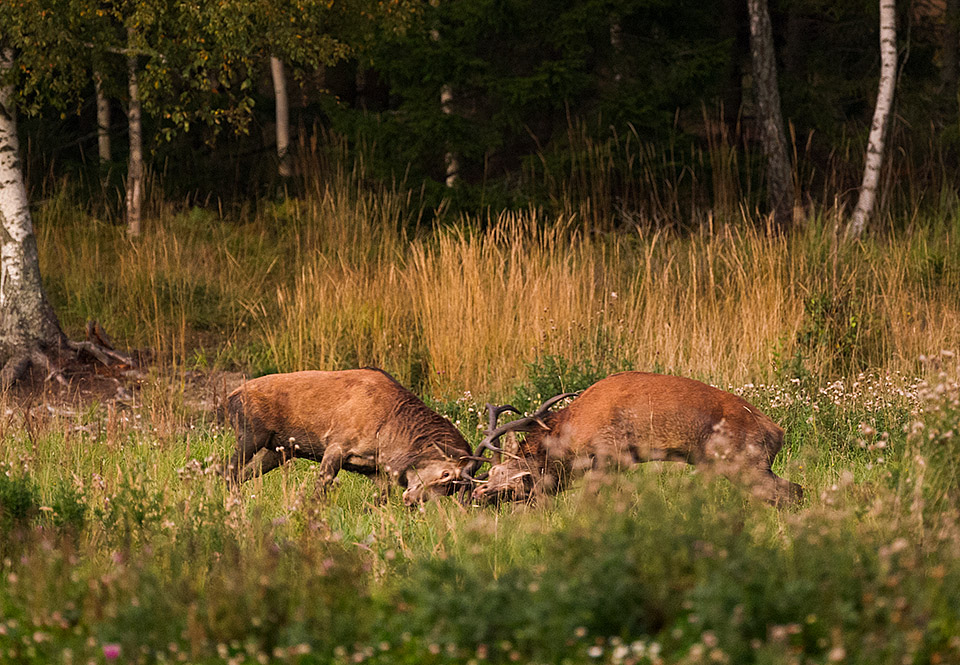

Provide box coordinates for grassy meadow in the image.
[3,157,960,664]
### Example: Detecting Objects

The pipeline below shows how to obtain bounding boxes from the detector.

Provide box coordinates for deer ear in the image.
[504,431,520,455]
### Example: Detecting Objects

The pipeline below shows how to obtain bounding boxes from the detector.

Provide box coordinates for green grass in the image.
[2,354,957,664]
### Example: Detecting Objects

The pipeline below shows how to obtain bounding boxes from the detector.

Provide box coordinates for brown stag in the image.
[470,372,803,506]
[222,368,475,505]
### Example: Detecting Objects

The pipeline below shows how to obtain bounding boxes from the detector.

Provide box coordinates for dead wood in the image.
[1,320,135,391]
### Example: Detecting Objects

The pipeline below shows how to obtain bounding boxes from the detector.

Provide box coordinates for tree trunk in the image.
[848,0,897,240]
[747,0,795,230]
[440,84,458,187]
[355,65,368,111]
[609,14,623,84]
[125,47,143,238]
[94,70,111,163]
[429,20,458,189]
[0,47,67,378]
[270,56,292,178]
[944,0,958,101]
[721,0,747,130]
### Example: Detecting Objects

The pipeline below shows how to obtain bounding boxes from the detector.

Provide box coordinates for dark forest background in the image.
[19,0,960,228]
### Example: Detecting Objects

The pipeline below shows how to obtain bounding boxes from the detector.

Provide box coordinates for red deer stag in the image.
[470,372,803,506]
[223,368,475,505]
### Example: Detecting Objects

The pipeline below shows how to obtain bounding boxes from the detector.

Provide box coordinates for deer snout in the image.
[471,468,534,504]
[402,466,464,506]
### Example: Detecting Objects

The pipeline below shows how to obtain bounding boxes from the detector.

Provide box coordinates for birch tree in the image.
[0,47,67,384]
[94,70,111,162]
[847,0,897,240]
[270,56,293,178]
[125,40,143,237]
[1,45,130,388]
[747,0,795,230]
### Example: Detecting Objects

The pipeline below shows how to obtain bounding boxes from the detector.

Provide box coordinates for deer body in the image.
[224,369,472,504]
[473,372,802,505]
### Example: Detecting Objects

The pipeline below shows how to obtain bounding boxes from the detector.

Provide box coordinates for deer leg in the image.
[371,474,392,505]
[237,448,284,483]
[225,426,273,485]
[752,470,804,506]
[315,445,345,493]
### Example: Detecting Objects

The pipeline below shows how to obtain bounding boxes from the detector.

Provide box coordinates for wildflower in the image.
[103,644,121,661]
[587,645,603,658]
[827,646,846,661]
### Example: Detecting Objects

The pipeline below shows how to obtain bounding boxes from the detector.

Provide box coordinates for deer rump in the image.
[471,371,803,506]
[223,368,473,505]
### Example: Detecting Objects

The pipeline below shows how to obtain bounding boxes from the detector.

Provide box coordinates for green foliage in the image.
[336,0,733,197]
[0,466,38,534]
[48,480,87,531]
[511,353,634,411]
[794,288,885,377]
[907,370,960,518]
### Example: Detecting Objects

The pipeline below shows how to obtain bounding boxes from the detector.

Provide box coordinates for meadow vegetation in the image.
[2,144,960,664]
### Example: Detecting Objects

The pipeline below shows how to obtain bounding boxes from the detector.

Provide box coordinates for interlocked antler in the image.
[463,393,577,478]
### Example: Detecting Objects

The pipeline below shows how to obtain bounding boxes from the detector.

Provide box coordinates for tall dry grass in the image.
[34,168,960,401]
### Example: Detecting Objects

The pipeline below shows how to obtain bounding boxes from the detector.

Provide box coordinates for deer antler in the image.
[466,393,578,474]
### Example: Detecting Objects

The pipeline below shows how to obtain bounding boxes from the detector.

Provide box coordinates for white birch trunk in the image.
[0,47,65,367]
[609,14,623,83]
[430,22,458,188]
[270,56,292,178]
[126,48,143,238]
[440,84,458,187]
[94,70,111,162]
[848,0,897,239]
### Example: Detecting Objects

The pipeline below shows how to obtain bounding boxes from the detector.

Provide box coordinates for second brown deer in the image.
[469,371,803,506]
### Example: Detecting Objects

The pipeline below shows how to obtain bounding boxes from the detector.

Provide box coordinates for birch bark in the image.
[440,83,458,187]
[848,0,897,239]
[0,47,67,379]
[125,47,143,238]
[270,56,292,178]
[94,70,111,163]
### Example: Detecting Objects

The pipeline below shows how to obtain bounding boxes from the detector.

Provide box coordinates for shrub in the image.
[0,466,38,535]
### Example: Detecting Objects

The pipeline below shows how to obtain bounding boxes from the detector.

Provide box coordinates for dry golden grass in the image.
[33,174,959,401]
